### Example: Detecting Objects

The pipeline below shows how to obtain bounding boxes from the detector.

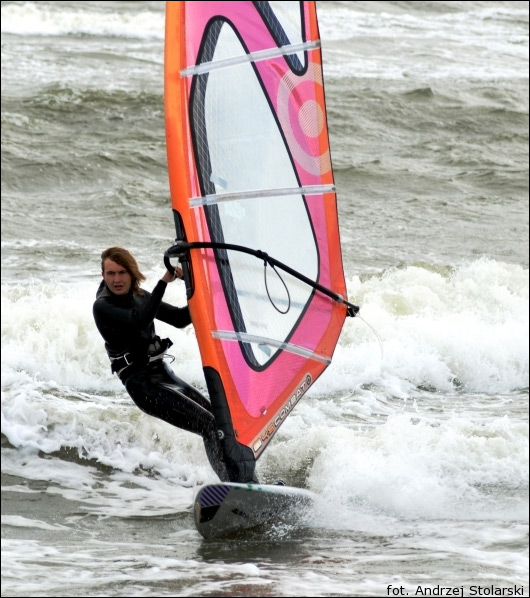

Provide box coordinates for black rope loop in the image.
[263,260,291,314]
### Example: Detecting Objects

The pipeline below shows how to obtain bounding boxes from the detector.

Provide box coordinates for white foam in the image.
[319,5,528,80]
[307,412,528,520]
[322,259,529,395]
[1,2,164,39]
[2,259,527,489]
[2,515,70,531]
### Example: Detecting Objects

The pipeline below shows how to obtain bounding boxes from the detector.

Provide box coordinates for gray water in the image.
[1,2,528,597]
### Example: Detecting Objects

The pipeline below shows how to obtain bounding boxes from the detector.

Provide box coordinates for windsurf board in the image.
[194,482,315,539]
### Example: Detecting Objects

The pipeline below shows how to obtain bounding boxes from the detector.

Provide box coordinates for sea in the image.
[1,1,528,597]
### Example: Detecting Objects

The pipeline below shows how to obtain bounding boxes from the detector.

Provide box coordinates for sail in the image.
[164,1,351,461]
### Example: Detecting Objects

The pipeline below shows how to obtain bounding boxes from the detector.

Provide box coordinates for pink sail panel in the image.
[165,1,348,457]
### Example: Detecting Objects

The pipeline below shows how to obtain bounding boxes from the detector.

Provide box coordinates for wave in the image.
[1,2,164,39]
[2,253,528,518]
[1,84,165,192]
[340,258,529,395]
[2,84,162,117]
[2,258,527,397]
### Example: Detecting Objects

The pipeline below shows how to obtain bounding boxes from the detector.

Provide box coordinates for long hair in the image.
[100,247,146,295]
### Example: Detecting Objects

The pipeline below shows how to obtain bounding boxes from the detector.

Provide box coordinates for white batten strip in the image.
[189,185,335,208]
[212,330,331,364]
[181,40,320,77]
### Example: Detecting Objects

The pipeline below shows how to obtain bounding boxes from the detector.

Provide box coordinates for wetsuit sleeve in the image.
[93,280,168,329]
[156,302,192,329]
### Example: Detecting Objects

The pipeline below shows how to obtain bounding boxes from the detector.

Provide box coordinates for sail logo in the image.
[253,374,312,455]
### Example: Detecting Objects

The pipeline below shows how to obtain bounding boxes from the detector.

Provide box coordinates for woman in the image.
[92,246,238,481]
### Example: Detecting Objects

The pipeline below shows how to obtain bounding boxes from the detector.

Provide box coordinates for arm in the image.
[156,265,191,328]
[157,302,192,328]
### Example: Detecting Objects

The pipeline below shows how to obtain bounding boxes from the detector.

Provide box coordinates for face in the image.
[102,258,132,295]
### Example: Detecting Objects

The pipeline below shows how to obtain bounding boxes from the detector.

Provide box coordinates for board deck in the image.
[193,482,315,539]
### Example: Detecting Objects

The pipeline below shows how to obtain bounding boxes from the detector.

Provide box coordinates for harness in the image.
[109,337,173,376]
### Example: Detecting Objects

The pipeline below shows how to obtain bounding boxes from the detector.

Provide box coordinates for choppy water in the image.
[1,1,528,597]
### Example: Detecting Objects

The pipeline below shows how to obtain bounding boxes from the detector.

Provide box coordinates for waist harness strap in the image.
[110,352,139,375]
[109,338,173,375]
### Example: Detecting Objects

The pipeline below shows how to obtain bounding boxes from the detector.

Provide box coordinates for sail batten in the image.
[181,40,321,77]
[212,330,332,364]
[165,1,349,459]
[189,185,336,207]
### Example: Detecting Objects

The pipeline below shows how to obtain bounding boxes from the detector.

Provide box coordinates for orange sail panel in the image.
[165,1,348,458]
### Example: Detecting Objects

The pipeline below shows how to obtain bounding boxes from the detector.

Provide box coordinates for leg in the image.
[147,361,213,412]
[124,363,229,481]
[152,363,258,483]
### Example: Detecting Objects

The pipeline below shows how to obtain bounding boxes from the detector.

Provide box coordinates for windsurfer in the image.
[92,246,258,483]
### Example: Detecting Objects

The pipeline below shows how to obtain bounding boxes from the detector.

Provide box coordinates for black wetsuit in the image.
[92,279,230,481]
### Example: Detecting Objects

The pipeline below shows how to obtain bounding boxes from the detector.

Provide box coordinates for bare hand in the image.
[161,266,183,283]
